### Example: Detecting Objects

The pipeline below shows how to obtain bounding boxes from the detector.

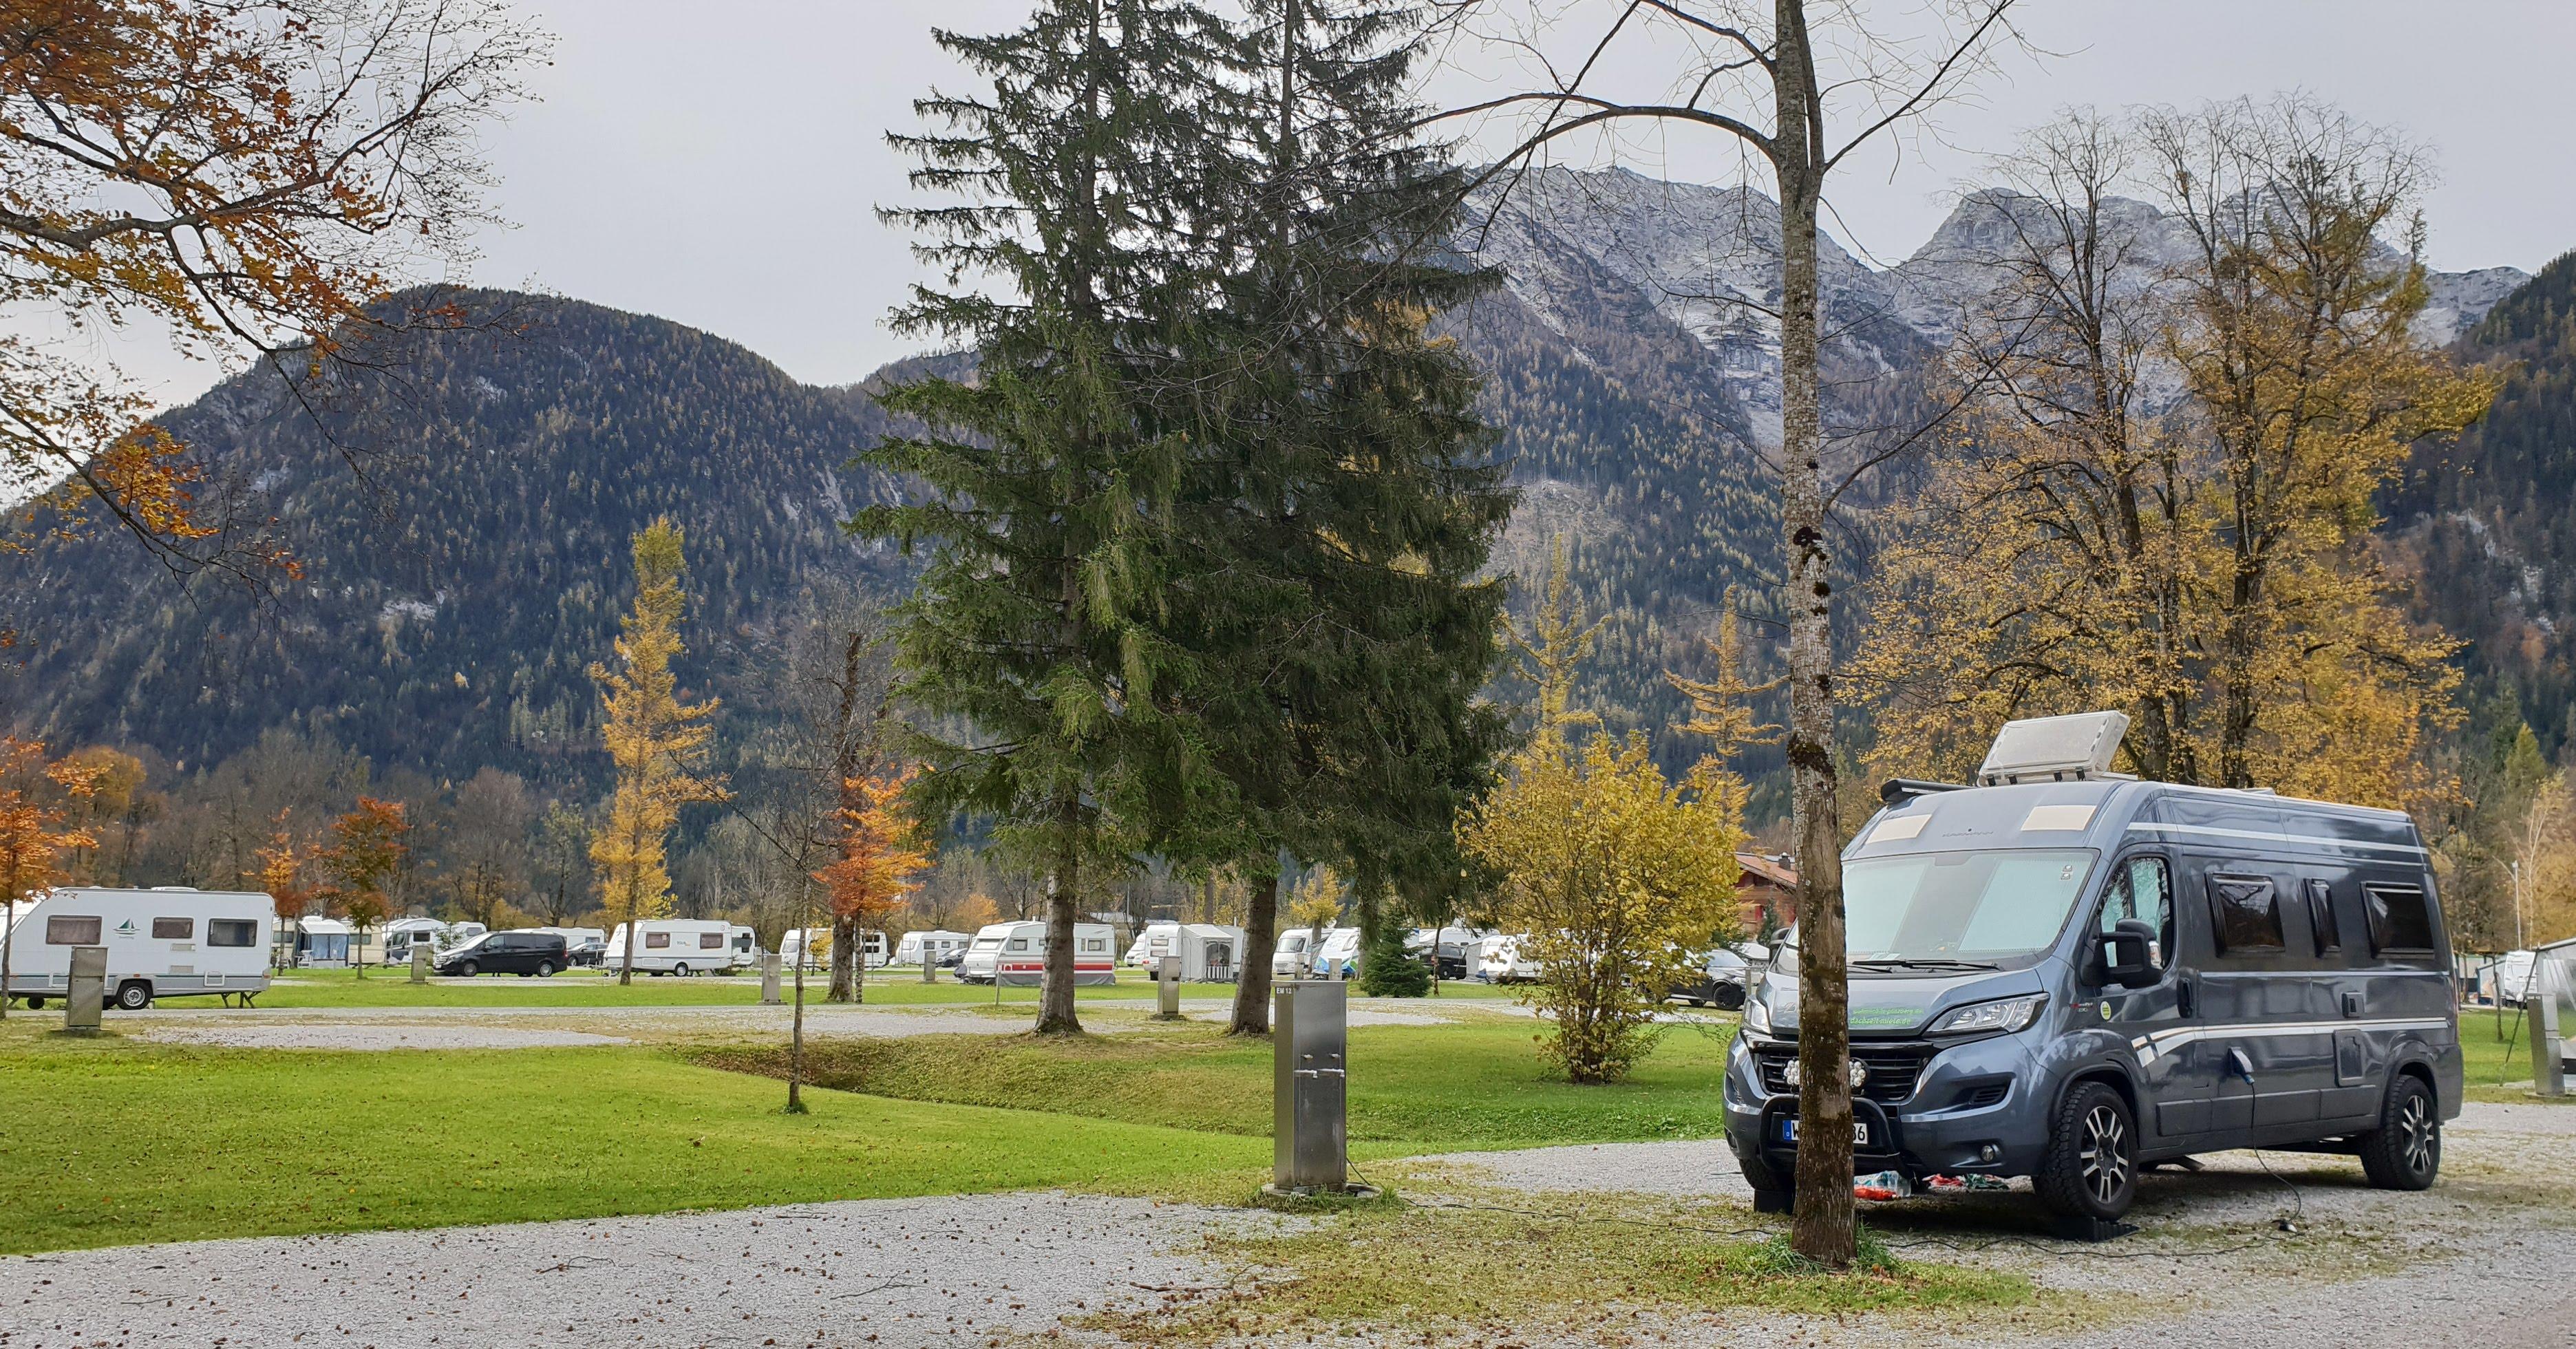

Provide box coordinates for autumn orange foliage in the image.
[814,766,930,933]
[318,796,409,973]
[0,736,103,1018]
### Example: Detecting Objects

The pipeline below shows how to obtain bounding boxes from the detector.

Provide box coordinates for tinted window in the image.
[2365,884,2436,954]
[152,917,193,939]
[46,915,101,945]
[646,932,671,949]
[2305,879,2341,954]
[2099,856,2175,968]
[699,933,723,949]
[207,919,257,947]
[2207,874,2285,953]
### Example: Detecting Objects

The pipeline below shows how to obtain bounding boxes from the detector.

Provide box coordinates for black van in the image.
[433,930,568,978]
[1726,712,2462,1224]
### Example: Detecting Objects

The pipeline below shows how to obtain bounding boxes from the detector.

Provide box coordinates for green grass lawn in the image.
[692,1015,1737,1154]
[0,1037,1271,1254]
[246,966,1513,1009]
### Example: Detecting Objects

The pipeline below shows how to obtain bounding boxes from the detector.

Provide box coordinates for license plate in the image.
[1778,1118,1869,1145]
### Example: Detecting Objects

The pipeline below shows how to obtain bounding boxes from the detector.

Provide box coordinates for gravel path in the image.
[0,1193,1274,1349]
[134,1023,629,1050]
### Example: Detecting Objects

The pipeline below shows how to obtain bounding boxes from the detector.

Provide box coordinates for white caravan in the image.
[381,917,489,968]
[955,920,1118,986]
[1310,925,1364,980]
[893,929,970,967]
[1273,926,1327,979]
[1124,920,1183,968]
[1,888,275,1010]
[1478,934,1540,984]
[1169,924,1246,981]
[778,926,827,971]
[602,920,756,976]
[288,915,355,967]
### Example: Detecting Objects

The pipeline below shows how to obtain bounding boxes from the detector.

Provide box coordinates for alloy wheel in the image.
[2080,1103,2130,1206]
[2398,1092,2437,1176]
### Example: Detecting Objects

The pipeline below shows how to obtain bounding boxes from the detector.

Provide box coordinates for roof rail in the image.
[1880,778,1970,805]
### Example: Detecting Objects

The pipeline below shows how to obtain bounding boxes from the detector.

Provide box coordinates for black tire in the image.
[2036,1080,2137,1221]
[672,963,691,978]
[25,995,44,1010]
[1715,983,1747,1012]
[535,962,556,978]
[114,981,153,1010]
[2357,1072,2441,1191]
[456,961,478,977]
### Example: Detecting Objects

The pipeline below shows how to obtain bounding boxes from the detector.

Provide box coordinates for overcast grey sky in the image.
[72,0,2576,408]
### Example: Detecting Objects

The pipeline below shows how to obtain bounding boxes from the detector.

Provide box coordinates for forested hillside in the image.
[2396,251,2576,759]
[0,290,912,792]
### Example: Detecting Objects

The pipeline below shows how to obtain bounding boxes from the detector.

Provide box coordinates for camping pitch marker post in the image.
[63,946,105,1034]
[1155,955,1182,1020]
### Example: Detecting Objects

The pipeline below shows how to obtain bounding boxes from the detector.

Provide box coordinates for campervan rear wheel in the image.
[2036,1080,2136,1221]
[2357,1074,2441,1191]
[115,981,152,1011]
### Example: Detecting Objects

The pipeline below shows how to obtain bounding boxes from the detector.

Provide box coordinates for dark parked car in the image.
[1671,944,1765,1010]
[434,931,568,978]
[566,939,607,968]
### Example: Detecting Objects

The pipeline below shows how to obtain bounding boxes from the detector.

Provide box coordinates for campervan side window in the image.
[646,932,671,949]
[1008,937,1029,952]
[1081,938,1107,953]
[2207,874,2285,954]
[152,917,193,939]
[2098,856,2173,968]
[207,920,257,947]
[2304,880,2342,955]
[700,933,723,950]
[2364,884,2436,955]
[45,915,100,945]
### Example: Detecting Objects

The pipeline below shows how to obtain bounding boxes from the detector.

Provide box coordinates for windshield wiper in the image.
[1851,957,2002,973]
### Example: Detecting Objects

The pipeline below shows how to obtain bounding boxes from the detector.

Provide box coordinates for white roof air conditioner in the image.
[1977,711,2131,786]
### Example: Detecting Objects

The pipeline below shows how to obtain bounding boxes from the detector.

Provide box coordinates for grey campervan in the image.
[1725,712,2461,1224]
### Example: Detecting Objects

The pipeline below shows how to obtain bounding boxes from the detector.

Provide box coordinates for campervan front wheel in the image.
[114,981,153,1011]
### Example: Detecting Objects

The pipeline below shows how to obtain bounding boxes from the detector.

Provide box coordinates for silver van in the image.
[1725,712,2461,1224]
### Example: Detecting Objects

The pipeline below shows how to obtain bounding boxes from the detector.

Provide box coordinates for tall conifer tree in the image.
[1162,0,1513,1033]
[866,0,1237,1034]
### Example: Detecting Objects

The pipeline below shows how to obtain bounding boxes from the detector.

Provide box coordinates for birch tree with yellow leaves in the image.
[1858,99,2495,813]
[591,518,726,985]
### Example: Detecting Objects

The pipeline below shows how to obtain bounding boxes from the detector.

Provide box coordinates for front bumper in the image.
[1723,1029,2048,1180]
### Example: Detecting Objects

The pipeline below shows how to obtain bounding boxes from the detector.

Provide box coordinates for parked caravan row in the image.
[894,929,971,968]
[601,920,761,976]
[1725,710,2462,1225]
[2,888,275,1010]
[955,921,1118,986]
[1122,922,1246,981]
[776,928,891,972]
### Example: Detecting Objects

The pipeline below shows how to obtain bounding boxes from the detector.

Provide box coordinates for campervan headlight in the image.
[1742,992,1774,1038]
[1928,994,2047,1037]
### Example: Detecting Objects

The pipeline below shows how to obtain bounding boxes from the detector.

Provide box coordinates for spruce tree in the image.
[865,0,1238,1034]
[1162,0,1513,1034]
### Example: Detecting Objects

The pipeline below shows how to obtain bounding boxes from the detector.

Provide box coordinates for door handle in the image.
[2176,978,2195,1018]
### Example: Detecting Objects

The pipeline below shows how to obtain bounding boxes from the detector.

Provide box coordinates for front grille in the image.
[1753,1041,1933,1104]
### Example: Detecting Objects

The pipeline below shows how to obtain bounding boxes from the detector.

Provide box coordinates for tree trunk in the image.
[827,912,858,1002]
[787,895,809,1114]
[1775,0,1857,1268]
[1036,797,1083,1034]
[1228,871,1279,1034]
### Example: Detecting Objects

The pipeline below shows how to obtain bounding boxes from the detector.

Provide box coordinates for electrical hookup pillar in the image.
[1154,955,1182,1020]
[63,946,106,1034]
[1264,979,1374,1198]
[410,943,429,984]
[760,953,783,1006]
[2535,956,2567,1098]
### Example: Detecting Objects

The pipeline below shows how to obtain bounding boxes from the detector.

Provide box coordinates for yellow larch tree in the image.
[813,765,931,1006]
[590,518,727,984]
[0,737,100,1020]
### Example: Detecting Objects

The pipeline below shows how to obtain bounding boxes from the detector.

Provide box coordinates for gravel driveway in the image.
[0,1193,1272,1348]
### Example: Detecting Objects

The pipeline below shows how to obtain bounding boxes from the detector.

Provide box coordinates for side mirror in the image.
[2098,919,2159,989]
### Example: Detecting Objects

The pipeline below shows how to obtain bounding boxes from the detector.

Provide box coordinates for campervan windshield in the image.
[1781,848,2097,970]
